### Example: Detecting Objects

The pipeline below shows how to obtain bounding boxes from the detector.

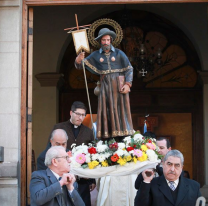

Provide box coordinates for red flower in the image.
[109,142,118,150]
[127,147,134,152]
[133,144,137,148]
[88,147,97,154]
[148,140,152,143]
[111,154,119,162]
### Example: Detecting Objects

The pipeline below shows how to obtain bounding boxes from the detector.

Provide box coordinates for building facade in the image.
[0,0,208,205]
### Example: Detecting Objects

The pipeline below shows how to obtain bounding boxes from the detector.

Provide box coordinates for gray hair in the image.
[50,129,68,141]
[44,146,65,167]
[163,150,184,165]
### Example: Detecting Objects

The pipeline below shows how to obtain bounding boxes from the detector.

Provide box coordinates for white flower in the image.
[118,143,125,150]
[85,153,91,163]
[146,149,158,161]
[134,133,143,142]
[123,136,131,142]
[97,154,106,162]
[115,149,124,157]
[104,152,111,158]
[96,144,108,153]
[74,145,88,154]
[123,150,130,156]
[70,158,81,168]
[72,147,77,154]
[96,141,103,146]
[91,153,99,161]
[155,145,160,152]
[123,136,132,147]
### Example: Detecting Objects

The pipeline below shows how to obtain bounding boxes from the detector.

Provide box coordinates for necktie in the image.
[169,181,176,191]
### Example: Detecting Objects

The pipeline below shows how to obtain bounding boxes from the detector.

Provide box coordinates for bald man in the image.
[37,129,68,170]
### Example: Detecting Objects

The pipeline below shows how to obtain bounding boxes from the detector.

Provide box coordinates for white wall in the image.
[0,0,21,206]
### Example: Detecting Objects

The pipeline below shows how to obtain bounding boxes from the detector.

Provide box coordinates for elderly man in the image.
[135,137,172,190]
[136,150,201,206]
[75,28,134,140]
[37,129,68,170]
[30,146,85,206]
[47,101,95,206]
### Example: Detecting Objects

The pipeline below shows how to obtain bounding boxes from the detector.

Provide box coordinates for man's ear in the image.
[70,110,72,116]
[52,158,58,167]
[168,147,172,151]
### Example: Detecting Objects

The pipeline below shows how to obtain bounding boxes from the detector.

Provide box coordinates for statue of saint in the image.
[75,28,134,139]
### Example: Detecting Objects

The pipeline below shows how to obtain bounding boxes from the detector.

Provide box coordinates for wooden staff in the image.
[81,59,94,138]
[73,14,94,138]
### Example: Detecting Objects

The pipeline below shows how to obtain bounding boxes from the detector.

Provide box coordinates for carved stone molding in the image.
[198,71,208,84]
[35,72,64,87]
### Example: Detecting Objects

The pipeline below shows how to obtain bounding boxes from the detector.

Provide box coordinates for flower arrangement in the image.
[70,131,162,170]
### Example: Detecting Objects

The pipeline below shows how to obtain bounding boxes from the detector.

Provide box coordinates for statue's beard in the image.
[101,44,111,51]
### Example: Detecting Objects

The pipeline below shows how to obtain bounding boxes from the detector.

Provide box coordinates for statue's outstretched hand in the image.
[120,84,130,94]
[76,52,85,64]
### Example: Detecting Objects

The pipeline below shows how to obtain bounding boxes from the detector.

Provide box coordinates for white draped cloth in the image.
[97,174,138,206]
[71,160,160,206]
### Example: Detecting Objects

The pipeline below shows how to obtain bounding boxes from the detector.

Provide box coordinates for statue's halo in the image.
[88,18,123,49]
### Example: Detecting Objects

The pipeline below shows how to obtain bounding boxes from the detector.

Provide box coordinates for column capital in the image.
[35,72,64,87]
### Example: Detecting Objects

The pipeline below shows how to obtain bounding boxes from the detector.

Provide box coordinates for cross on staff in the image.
[64,14,91,33]
[65,14,94,138]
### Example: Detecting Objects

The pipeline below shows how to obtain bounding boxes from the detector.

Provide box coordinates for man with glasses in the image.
[47,101,95,206]
[30,146,85,206]
[48,101,94,149]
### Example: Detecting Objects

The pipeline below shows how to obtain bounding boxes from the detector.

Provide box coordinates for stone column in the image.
[0,0,21,205]
[198,71,208,200]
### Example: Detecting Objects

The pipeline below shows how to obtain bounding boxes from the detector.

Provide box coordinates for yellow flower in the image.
[138,152,148,162]
[101,160,108,167]
[141,145,148,152]
[117,157,127,166]
[133,156,137,163]
[125,155,132,162]
[88,161,99,169]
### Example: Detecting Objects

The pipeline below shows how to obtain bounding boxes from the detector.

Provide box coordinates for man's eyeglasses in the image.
[55,156,70,161]
[73,111,86,118]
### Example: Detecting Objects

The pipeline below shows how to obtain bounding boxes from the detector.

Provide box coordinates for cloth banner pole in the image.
[82,60,94,139]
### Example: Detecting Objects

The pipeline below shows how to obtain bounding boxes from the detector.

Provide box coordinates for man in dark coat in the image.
[135,137,172,190]
[37,129,69,170]
[46,101,95,206]
[75,28,134,140]
[30,146,85,206]
[135,150,201,206]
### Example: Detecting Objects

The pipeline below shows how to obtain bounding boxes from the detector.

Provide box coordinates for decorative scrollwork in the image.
[88,18,123,49]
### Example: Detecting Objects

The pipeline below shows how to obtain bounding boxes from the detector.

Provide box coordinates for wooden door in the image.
[26,7,34,205]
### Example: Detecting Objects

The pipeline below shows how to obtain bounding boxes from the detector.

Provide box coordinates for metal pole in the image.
[82,60,95,140]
